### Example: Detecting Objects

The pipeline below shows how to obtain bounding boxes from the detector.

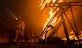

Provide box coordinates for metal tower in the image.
[39,0,82,44]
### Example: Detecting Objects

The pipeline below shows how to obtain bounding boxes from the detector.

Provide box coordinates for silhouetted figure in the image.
[13,16,25,42]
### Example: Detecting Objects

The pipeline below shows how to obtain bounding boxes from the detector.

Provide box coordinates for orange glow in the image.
[69,31,78,40]
[61,38,67,41]
[50,17,57,25]
[40,0,57,10]
[40,0,61,39]
[41,2,46,10]
[59,0,63,2]
[79,31,82,39]
[43,8,54,29]
[39,0,45,10]
[42,28,51,40]
[43,8,59,29]
[45,0,51,4]
[39,0,44,7]
[52,0,56,3]
[69,35,78,40]
[42,33,46,40]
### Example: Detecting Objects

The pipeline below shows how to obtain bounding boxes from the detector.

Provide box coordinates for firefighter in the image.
[13,16,25,42]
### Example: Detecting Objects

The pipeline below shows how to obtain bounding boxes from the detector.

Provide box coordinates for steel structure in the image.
[39,0,82,43]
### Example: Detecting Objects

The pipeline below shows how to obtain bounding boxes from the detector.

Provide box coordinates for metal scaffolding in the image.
[39,0,82,44]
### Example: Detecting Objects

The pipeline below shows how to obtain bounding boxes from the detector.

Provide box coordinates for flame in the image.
[43,8,54,29]
[42,27,51,40]
[40,0,57,10]
[39,0,46,10]
[69,35,78,40]
[50,17,57,25]
[43,8,59,29]
[39,0,64,10]
[39,0,44,7]
[40,0,62,40]
[42,8,55,40]
[45,0,51,4]
[42,33,45,40]
[40,0,51,10]
[41,2,46,10]
[59,0,63,2]
[52,0,56,3]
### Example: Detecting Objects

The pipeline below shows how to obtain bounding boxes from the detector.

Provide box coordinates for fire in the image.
[40,0,62,40]
[39,0,44,6]
[43,8,59,29]
[42,27,51,40]
[43,8,54,29]
[59,0,63,2]
[39,0,57,10]
[42,8,58,39]
[45,0,51,4]
[40,2,46,10]
[42,33,46,40]
[52,0,56,3]
[50,17,57,25]
[69,31,78,40]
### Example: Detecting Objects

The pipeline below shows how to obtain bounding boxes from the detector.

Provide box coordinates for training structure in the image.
[39,0,82,44]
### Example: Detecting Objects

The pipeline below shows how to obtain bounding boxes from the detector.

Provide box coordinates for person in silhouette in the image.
[13,16,25,42]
